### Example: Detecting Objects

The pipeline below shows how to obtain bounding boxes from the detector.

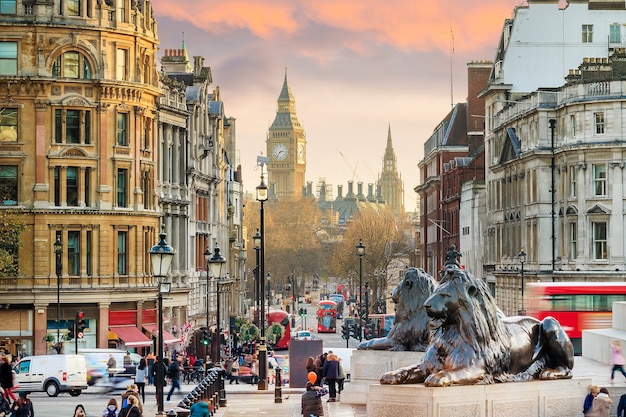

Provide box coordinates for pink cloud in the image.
[153,0,521,54]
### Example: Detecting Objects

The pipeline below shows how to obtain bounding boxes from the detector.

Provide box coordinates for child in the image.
[301,372,328,417]
[611,340,626,382]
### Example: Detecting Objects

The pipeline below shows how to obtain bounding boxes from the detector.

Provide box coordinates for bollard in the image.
[274,367,282,403]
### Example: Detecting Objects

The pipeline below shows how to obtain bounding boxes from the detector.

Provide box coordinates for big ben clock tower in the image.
[266,71,306,199]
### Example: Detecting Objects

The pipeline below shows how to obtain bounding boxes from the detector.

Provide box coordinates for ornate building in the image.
[0,0,169,356]
[266,72,306,199]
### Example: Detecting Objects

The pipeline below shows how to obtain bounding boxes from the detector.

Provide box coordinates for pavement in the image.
[138,356,626,417]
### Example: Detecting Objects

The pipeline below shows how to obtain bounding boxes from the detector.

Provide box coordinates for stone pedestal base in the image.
[367,378,591,417]
[341,350,424,405]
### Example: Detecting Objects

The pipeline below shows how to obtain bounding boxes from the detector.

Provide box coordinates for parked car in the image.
[13,354,88,397]
[292,330,314,340]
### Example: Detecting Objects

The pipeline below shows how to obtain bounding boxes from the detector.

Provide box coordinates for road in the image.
[291,302,362,350]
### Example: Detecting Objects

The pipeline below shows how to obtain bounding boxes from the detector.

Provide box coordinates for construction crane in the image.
[337,149,360,182]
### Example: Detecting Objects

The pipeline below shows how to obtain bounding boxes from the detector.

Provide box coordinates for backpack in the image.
[106,407,117,417]
[121,398,128,409]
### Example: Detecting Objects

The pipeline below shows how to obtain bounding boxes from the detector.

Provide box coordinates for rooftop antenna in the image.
[450,25,455,108]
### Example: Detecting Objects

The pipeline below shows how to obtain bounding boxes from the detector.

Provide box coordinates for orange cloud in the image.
[153,0,521,53]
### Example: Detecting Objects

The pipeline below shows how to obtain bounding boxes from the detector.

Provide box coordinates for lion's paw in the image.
[424,372,451,387]
[539,367,572,380]
[380,369,407,385]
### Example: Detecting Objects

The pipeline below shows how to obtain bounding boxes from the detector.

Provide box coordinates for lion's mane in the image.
[359,267,437,351]
[428,267,512,379]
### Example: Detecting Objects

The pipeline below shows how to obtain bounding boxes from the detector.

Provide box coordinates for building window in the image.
[66,167,78,206]
[594,112,605,135]
[582,24,593,43]
[117,168,127,207]
[0,0,16,14]
[67,0,80,16]
[55,109,92,144]
[569,222,577,260]
[86,230,92,276]
[0,165,17,205]
[24,3,32,15]
[118,0,128,22]
[593,164,607,196]
[116,49,128,81]
[570,114,576,137]
[52,51,91,79]
[0,108,18,142]
[67,231,80,275]
[569,168,576,198]
[610,24,621,43]
[118,231,127,275]
[592,221,607,260]
[0,41,17,75]
[117,113,128,146]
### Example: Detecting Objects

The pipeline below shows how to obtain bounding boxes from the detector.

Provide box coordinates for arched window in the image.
[52,51,92,79]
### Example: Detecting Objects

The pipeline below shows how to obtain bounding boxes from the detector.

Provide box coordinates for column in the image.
[98,302,111,349]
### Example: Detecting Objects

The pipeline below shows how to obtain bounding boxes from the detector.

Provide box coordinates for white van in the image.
[13,354,88,397]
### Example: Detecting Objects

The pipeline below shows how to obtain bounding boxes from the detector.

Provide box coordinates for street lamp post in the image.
[256,173,268,390]
[266,273,272,317]
[288,273,296,328]
[54,237,63,352]
[253,229,261,329]
[149,231,175,415]
[518,248,527,315]
[203,246,212,359]
[207,244,226,364]
[356,239,365,341]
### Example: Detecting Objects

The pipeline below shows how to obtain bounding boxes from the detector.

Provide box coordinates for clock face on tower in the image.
[272,143,288,161]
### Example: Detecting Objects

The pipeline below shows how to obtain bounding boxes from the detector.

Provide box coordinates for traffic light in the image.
[341,324,350,340]
[76,311,86,338]
[202,330,210,346]
[67,323,74,339]
[299,307,307,317]
[350,323,361,341]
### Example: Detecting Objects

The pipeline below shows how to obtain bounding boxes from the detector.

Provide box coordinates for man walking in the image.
[166,356,183,402]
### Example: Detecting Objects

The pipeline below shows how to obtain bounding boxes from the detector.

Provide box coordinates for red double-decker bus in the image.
[317,300,337,333]
[527,282,626,355]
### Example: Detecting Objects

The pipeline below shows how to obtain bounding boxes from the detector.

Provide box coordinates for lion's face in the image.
[391,268,437,316]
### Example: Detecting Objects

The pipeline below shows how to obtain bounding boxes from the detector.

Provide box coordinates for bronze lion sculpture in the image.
[380,265,574,386]
[358,267,437,351]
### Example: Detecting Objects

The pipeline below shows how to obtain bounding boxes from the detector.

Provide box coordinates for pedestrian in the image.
[134,358,148,403]
[267,351,279,385]
[107,354,117,379]
[305,357,321,387]
[584,385,599,416]
[228,358,240,385]
[322,353,339,402]
[611,340,626,382]
[166,356,183,402]
[101,398,119,417]
[337,357,346,394]
[618,393,626,417]
[11,391,33,417]
[0,388,11,417]
[118,395,142,417]
[189,399,210,417]
[0,355,15,403]
[73,404,86,417]
[145,352,156,386]
[301,372,328,417]
[588,387,612,417]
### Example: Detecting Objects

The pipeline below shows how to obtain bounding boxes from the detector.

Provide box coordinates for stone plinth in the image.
[366,378,591,417]
[341,350,424,404]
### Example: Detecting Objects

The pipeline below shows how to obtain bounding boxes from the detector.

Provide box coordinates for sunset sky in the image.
[152,0,526,210]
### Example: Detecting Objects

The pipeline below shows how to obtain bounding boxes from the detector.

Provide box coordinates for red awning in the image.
[142,323,179,345]
[108,326,153,347]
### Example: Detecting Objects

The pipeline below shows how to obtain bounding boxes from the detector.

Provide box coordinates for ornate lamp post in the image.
[256,173,268,390]
[149,231,175,414]
[266,273,272,316]
[253,229,261,328]
[208,244,226,364]
[54,237,63,352]
[518,248,527,315]
[288,273,296,328]
[203,246,212,359]
[356,239,365,341]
